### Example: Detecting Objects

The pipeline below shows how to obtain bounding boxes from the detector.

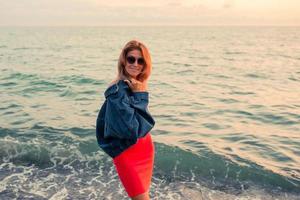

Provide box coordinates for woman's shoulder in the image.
[108,78,129,88]
[104,79,128,98]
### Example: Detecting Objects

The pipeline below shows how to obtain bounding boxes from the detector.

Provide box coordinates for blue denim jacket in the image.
[96,80,155,158]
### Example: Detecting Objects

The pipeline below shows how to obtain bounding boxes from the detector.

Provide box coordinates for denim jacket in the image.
[96,80,155,158]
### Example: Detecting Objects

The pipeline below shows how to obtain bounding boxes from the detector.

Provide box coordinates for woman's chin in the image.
[128,73,139,79]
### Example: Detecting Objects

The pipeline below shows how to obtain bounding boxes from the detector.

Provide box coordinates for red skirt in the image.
[113,133,155,198]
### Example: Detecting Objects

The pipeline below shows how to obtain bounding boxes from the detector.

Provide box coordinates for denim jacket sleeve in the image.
[102,81,155,141]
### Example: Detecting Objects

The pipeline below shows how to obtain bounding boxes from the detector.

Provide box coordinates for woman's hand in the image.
[124,78,147,92]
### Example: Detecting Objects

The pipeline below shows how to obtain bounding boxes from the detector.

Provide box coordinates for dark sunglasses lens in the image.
[138,58,145,65]
[126,56,135,64]
[127,56,145,65]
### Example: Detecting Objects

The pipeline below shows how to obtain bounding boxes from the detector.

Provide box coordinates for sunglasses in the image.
[126,56,145,65]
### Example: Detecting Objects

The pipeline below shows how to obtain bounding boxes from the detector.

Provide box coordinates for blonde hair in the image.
[110,40,152,86]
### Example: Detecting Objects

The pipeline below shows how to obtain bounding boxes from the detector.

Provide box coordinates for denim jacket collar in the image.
[104,80,129,98]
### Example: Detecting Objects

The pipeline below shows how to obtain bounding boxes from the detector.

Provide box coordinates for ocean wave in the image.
[0,125,299,199]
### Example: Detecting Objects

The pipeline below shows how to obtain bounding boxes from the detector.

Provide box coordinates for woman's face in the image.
[124,49,144,79]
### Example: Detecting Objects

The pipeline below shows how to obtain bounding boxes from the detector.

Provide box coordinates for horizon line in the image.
[1,24,300,27]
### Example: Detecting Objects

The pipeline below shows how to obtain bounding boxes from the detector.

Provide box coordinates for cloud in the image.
[223,0,234,9]
[166,0,182,7]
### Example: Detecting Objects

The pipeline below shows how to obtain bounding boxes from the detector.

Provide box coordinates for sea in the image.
[0,26,299,200]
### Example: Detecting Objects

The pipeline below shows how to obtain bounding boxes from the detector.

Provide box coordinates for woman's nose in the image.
[133,61,139,66]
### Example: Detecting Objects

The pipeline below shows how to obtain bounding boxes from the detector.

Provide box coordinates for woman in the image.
[96,40,155,200]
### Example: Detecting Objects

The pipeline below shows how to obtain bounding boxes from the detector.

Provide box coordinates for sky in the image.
[0,0,299,26]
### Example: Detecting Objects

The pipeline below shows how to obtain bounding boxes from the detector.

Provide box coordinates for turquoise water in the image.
[0,26,299,199]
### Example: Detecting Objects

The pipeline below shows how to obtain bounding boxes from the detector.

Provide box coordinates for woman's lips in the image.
[129,67,140,72]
